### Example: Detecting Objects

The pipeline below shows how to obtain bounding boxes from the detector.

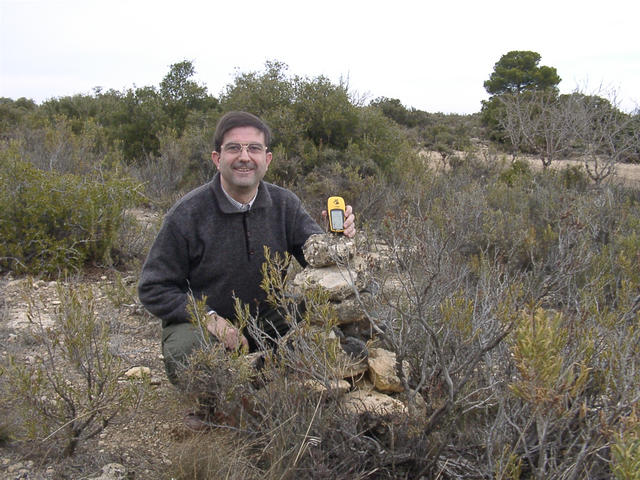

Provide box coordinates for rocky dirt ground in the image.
[0,270,197,480]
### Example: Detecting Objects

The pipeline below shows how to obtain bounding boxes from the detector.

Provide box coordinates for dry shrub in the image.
[111,209,161,270]
[1,281,147,457]
[170,345,443,479]
[171,430,260,479]
[128,127,216,207]
[168,261,443,479]
[169,164,640,479]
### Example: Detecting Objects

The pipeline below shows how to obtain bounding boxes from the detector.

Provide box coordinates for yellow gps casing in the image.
[327,196,346,233]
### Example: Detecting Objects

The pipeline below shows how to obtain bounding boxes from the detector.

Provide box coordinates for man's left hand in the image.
[322,205,356,237]
[343,205,356,238]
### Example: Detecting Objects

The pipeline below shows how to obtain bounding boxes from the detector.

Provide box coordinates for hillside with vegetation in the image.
[1,53,640,479]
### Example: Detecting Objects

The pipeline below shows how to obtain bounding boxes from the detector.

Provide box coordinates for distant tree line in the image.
[0,60,484,202]
[481,51,640,182]
[1,53,638,208]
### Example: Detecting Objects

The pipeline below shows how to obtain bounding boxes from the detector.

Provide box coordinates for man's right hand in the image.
[206,313,249,352]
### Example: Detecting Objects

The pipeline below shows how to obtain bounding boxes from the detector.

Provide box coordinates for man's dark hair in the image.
[213,111,272,152]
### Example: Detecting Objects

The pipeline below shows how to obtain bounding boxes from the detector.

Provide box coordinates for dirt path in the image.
[420,149,640,188]
[524,155,640,187]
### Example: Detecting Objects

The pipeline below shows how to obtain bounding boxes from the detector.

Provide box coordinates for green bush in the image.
[0,145,142,276]
[297,159,379,220]
[498,158,532,186]
[558,163,589,190]
[354,105,412,173]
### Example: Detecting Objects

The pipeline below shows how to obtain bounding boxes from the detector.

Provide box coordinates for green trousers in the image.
[161,306,293,386]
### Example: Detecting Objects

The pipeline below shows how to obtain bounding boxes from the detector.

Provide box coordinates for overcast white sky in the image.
[1,0,639,114]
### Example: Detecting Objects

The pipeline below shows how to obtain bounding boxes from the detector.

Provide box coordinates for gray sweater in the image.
[138,173,323,328]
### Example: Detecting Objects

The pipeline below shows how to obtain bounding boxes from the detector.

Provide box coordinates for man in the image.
[138,111,355,391]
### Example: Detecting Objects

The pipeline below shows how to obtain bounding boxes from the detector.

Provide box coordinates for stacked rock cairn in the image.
[282,233,426,420]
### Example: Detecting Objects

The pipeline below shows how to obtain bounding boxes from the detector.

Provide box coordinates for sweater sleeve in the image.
[290,200,324,267]
[138,215,192,327]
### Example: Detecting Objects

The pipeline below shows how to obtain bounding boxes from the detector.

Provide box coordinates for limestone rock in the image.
[340,318,374,341]
[124,366,151,379]
[7,309,54,330]
[398,390,428,418]
[367,348,409,393]
[293,265,359,301]
[334,346,369,379]
[91,463,127,480]
[303,378,351,396]
[351,376,376,391]
[342,389,407,417]
[303,233,356,267]
[353,248,394,273]
[330,293,371,324]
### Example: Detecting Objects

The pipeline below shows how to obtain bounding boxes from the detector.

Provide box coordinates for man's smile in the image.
[233,162,255,172]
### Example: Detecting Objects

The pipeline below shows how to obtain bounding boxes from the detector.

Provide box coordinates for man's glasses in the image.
[221,143,267,155]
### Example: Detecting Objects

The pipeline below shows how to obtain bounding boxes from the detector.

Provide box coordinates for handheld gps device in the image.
[327,196,346,233]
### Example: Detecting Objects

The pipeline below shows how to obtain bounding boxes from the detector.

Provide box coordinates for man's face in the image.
[212,126,272,201]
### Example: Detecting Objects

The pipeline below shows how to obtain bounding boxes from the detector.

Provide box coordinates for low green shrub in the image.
[498,158,532,186]
[558,163,589,190]
[611,411,640,480]
[0,145,143,276]
[297,160,380,221]
[170,259,437,480]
